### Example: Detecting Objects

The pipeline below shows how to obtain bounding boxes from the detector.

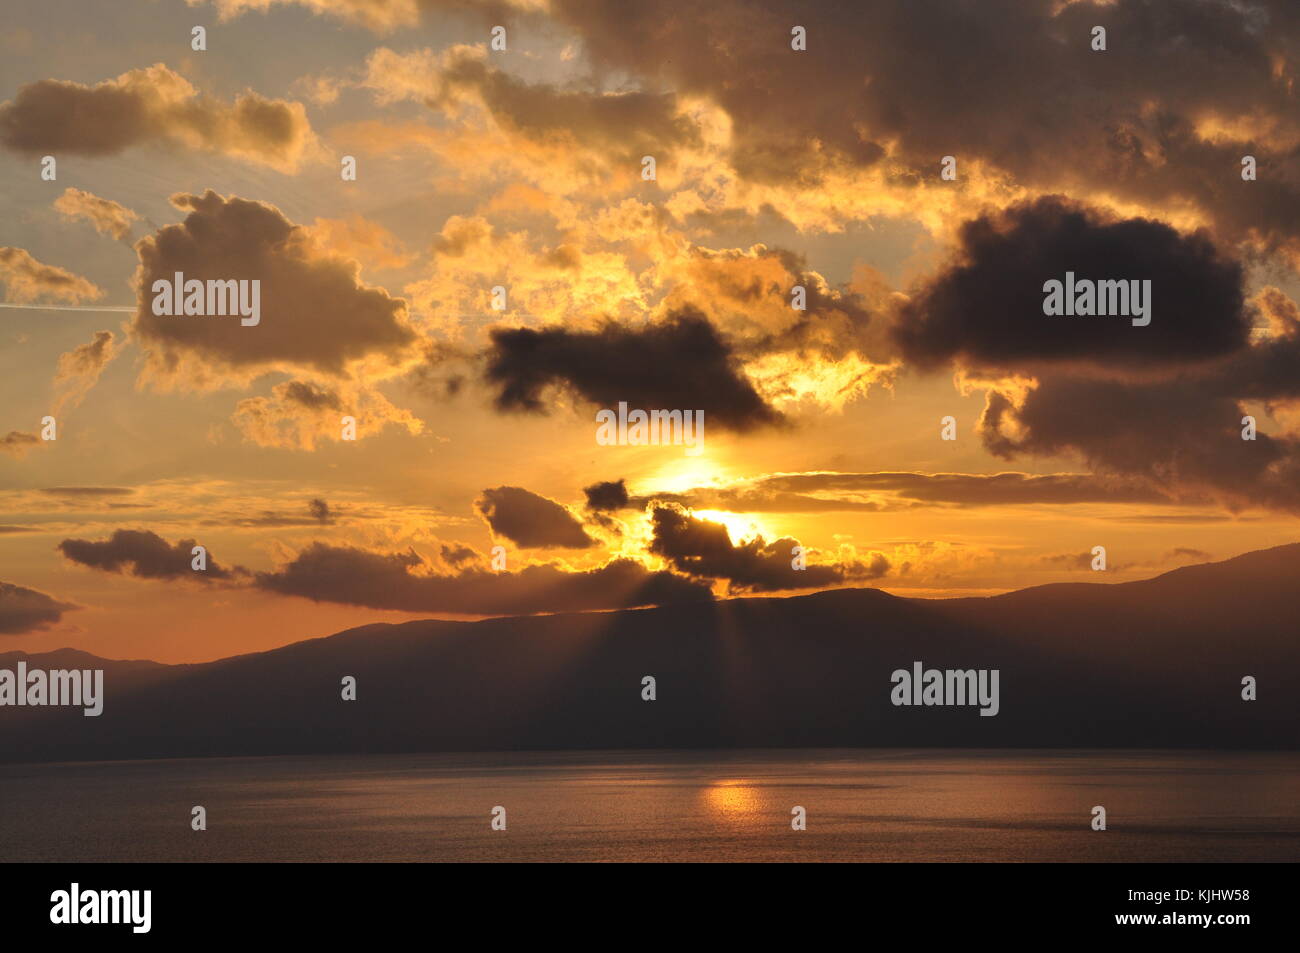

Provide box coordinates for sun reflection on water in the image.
[703,779,763,822]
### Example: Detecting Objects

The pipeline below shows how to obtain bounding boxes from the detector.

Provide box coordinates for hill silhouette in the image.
[1,545,1296,762]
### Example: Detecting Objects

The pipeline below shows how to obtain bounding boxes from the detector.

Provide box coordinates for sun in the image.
[643,452,731,495]
[637,453,774,543]
[691,509,771,545]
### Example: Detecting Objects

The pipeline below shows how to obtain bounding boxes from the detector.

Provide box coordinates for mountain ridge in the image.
[1,544,1295,761]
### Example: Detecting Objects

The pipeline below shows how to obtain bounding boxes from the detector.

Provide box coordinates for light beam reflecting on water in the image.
[703,779,763,823]
[2,749,1297,862]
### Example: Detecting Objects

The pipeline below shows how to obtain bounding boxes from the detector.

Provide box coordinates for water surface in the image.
[2,749,1296,862]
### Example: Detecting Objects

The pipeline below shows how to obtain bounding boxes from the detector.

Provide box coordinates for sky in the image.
[1,0,1298,663]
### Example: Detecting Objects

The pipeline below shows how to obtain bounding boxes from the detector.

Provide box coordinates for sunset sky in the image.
[2,0,1299,663]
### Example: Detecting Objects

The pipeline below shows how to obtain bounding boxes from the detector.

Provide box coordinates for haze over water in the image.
[3,749,1297,862]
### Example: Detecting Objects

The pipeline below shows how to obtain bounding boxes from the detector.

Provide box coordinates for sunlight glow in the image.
[703,780,763,822]
[692,509,772,545]
[643,454,730,494]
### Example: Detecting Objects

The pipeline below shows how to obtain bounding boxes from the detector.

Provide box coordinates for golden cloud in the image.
[0,247,103,305]
[0,64,316,171]
[53,188,139,241]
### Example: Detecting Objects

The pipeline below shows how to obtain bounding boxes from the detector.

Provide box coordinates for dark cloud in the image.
[647,504,889,592]
[200,512,336,528]
[0,431,40,458]
[978,335,1300,512]
[474,486,595,549]
[1101,514,1256,524]
[1215,288,1300,400]
[583,479,629,512]
[552,0,887,183]
[208,0,553,34]
[894,196,1250,372]
[439,542,481,568]
[255,543,712,614]
[433,48,701,166]
[308,498,333,524]
[58,529,242,581]
[876,201,1300,514]
[40,486,135,498]
[1040,551,1096,570]
[0,581,78,635]
[483,309,783,432]
[551,0,1300,259]
[1043,545,1213,572]
[280,380,345,411]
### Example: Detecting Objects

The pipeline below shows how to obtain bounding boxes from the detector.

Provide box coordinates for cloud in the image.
[548,0,1300,261]
[0,581,78,635]
[0,247,103,305]
[402,209,654,340]
[195,0,536,33]
[199,0,420,31]
[660,244,889,361]
[474,485,595,549]
[307,215,414,271]
[0,431,41,458]
[977,288,1300,512]
[132,191,421,389]
[0,64,315,171]
[979,373,1300,512]
[894,196,1250,372]
[399,206,887,418]
[177,3,1300,263]
[771,470,1172,507]
[58,529,243,581]
[231,378,423,450]
[482,308,783,432]
[200,510,338,528]
[427,46,700,167]
[1039,551,1096,570]
[647,503,889,592]
[641,470,1177,511]
[1042,545,1213,573]
[351,44,701,191]
[255,542,713,614]
[52,330,118,414]
[307,499,334,524]
[52,188,139,241]
[439,542,480,567]
[648,244,900,412]
[40,486,135,498]
[583,478,629,512]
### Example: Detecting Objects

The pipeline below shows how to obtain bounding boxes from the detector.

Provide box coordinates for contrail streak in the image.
[0,303,135,312]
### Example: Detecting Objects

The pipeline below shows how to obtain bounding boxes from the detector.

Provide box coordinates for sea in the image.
[2,749,1296,862]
